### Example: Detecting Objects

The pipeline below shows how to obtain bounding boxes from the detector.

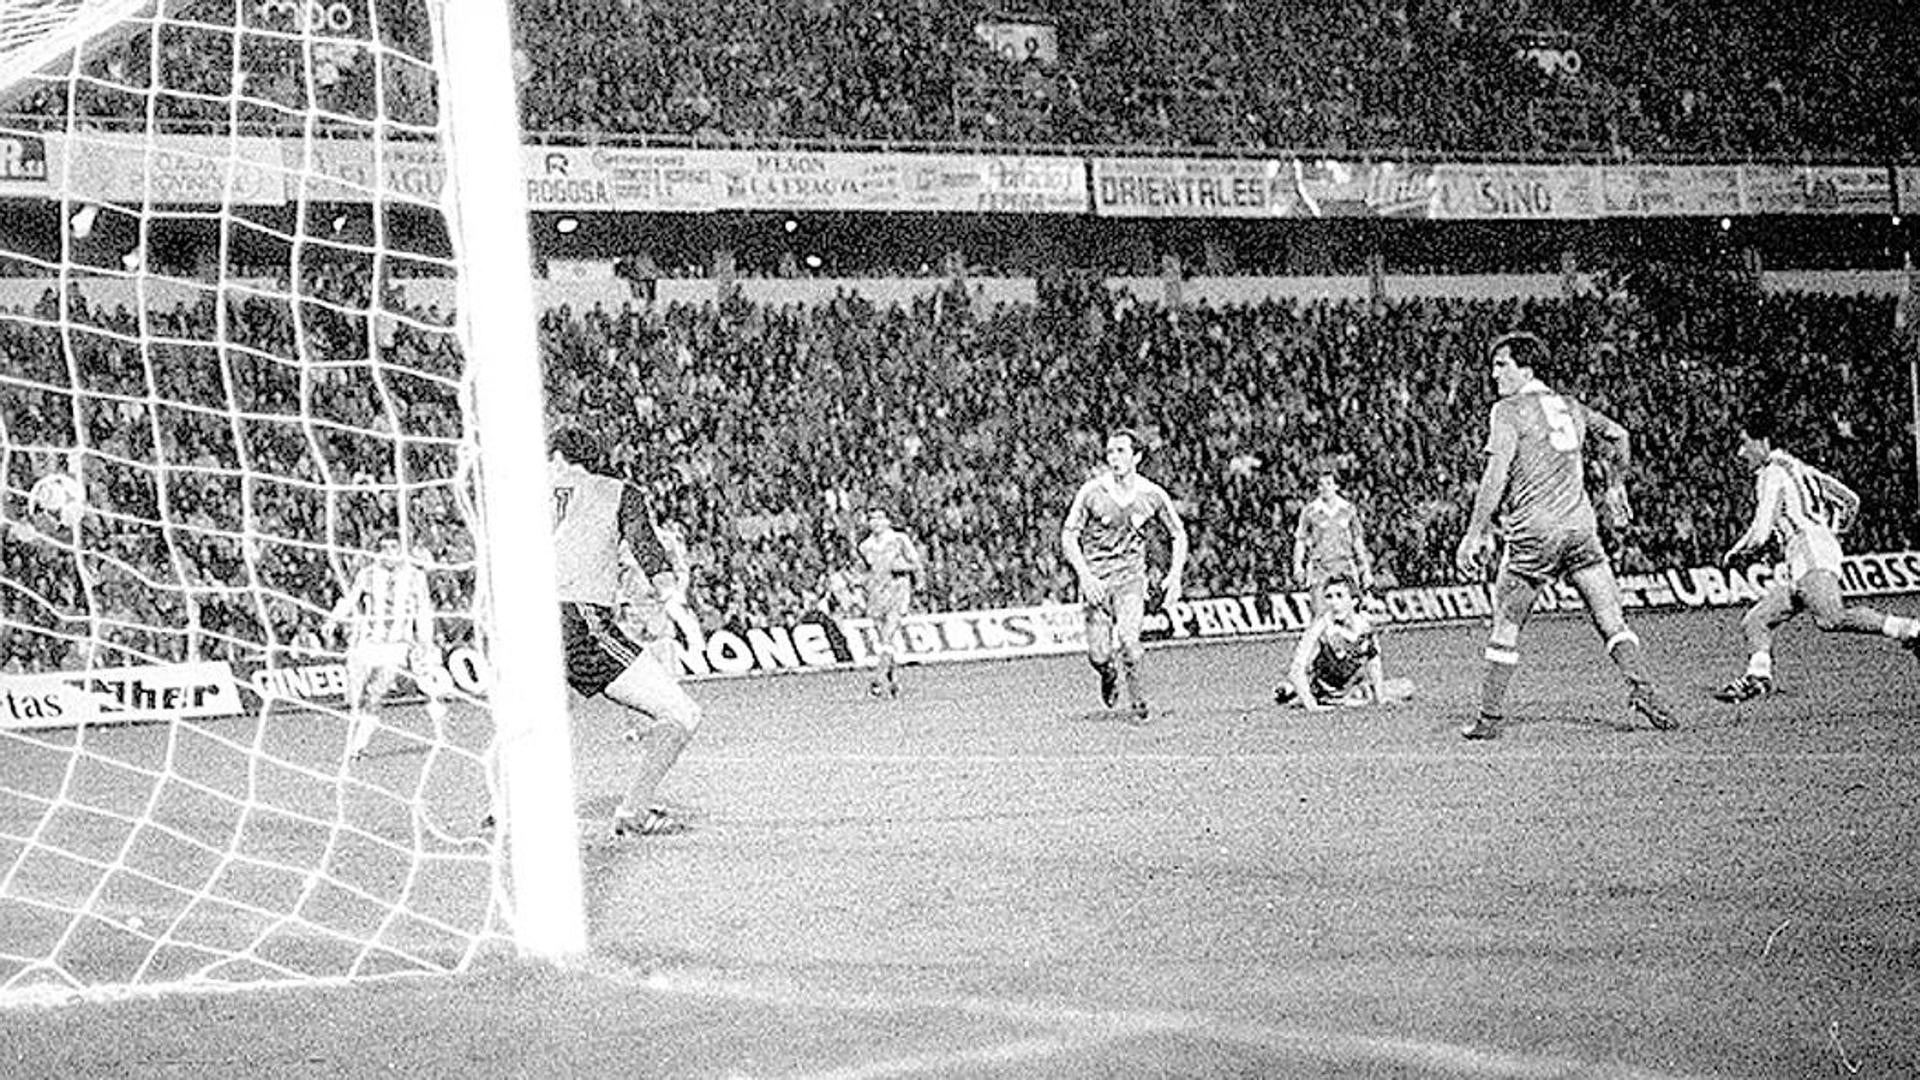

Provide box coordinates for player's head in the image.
[549,426,604,471]
[1315,471,1339,499]
[865,507,891,532]
[375,533,401,564]
[1737,408,1776,468]
[1322,574,1359,615]
[1105,428,1143,477]
[1487,331,1548,394]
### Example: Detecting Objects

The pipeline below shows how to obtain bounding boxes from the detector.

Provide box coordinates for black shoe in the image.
[1097,665,1119,708]
[1460,715,1500,740]
[1629,685,1680,730]
[868,678,887,698]
[1713,674,1773,703]
[612,807,689,839]
[1273,684,1298,706]
[477,814,495,836]
[1129,700,1150,724]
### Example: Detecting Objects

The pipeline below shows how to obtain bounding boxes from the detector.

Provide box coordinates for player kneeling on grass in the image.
[550,427,701,839]
[1273,575,1413,710]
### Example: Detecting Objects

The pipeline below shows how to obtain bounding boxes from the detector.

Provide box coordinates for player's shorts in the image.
[1308,643,1374,704]
[1500,527,1608,585]
[865,575,912,626]
[1083,564,1147,620]
[1783,528,1843,584]
[345,639,410,674]
[559,602,646,698]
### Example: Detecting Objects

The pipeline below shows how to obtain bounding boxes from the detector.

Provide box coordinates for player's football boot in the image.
[1128,699,1151,724]
[613,807,689,839]
[1273,683,1298,706]
[1628,684,1681,730]
[1460,714,1500,740]
[1097,664,1120,708]
[1713,674,1773,703]
[868,678,888,698]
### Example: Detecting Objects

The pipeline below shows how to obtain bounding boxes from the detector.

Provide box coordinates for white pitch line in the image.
[689,750,1915,766]
[589,965,1731,1080]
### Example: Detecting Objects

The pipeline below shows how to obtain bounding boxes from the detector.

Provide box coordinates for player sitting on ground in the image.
[1273,575,1412,710]
[1716,409,1920,701]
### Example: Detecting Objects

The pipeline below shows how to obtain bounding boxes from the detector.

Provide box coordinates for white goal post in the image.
[0,0,584,1003]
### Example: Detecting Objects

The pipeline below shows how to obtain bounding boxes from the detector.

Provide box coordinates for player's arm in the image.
[1290,512,1309,583]
[1725,465,1783,564]
[325,567,369,638]
[618,484,676,596]
[1583,404,1631,468]
[1060,484,1105,601]
[1455,408,1516,577]
[1157,488,1189,608]
[1286,618,1332,712]
[1349,512,1374,588]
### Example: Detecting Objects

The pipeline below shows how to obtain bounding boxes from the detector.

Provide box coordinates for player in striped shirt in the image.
[1454,332,1679,739]
[1062,429,1189,722]
[1715,409,1920,701]
[325,533,441,759]
[550,427,701,839]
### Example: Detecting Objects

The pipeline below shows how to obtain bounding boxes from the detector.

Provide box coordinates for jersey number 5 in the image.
[1540,395,1580,453]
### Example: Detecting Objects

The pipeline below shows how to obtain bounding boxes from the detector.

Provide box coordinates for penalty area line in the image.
[584,965,1715,1080]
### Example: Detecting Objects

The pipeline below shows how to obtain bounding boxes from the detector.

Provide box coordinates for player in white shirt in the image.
[857,507,923,698]
[550,427,701,839]
[325,533,443,759]
[1716,409,1920,701]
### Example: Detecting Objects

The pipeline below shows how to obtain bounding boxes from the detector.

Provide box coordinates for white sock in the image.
[1881,615,1920,640]
[1746,651,1773,680]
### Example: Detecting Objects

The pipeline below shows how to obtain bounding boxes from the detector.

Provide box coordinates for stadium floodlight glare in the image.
[0,0,585,1004]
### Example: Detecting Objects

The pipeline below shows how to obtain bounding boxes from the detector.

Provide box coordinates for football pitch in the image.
[5,604,1919,1078]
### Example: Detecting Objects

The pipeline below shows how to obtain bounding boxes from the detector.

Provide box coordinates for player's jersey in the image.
[336,561,431,645]
[1302,609,1381,700]
[859,528,918,589]
[1487,381,1616,541]
[1296,495,1362,569]
[1064,472,1175,579]
[551,456,668,606]
[1751,449,1858,549]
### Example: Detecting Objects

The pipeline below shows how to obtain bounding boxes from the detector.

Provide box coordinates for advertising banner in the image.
[1432,163,1601,220]
[1740,164,1891,215]
[1,661,242,731]
[61,134,286,205]
[1899,167,1920,217]
[1282,159,1437,218]
[0,132,50,194]
[298,139,446,202]
[1090,156,1274,217]
[1600,165,1742,217]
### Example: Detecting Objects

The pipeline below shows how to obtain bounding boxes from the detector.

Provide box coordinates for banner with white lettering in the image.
[0,130,50,194]
[973,20,1059,64]
[1899,167,1920,217]
[1091,157,1277,218]
[1,661,242,731]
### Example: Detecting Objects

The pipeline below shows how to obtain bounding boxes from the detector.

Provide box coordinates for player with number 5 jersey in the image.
[1453,331,1680,739]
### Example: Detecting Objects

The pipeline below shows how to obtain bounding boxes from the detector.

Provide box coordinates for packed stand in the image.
[537,281,1917,633]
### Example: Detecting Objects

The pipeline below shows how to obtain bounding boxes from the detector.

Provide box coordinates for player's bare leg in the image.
[1798,570,1920,644]
[1719,579,1796,701]
[606,656,701,837]
[1568,562,1678,730]
[1114,586,1149,722]
[1465,568,1540,740]
[1084,597,1120,709]
[870,612,902,699]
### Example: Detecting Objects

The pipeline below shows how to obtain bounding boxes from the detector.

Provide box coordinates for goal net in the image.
[0,0,583,1004]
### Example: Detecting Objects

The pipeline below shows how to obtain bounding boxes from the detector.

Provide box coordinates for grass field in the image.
[4,603,1920,1079]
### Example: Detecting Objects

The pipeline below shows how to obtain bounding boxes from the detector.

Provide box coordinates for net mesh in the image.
[0,0,521,1003]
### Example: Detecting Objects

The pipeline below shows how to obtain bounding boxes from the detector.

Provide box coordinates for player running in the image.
[549,427,701,839]
[857,507,923,698]
[1062,428,1189,722]
[1715,410,1920,701]
[325,533,443,760]
[1453,331,1680,740]
[1272,574,1413,711]
[1292,470,1375,614]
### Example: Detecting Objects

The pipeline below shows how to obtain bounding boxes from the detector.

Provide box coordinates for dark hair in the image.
[1487,331,1550,376]
[1107,427,1143,452]
[549,426,603,469]
[1323,573,1357,595]
[1739,408,1776,443]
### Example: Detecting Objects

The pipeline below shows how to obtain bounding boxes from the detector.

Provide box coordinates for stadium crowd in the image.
[3,0,1915,160]
[6,264,1916,671]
